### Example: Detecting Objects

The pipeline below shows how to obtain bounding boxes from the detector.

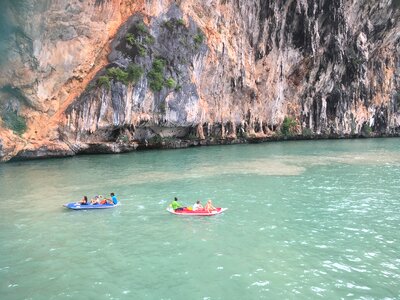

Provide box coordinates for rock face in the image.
[0,0,399,161]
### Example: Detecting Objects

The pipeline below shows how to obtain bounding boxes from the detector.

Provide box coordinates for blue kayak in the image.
[63,202,119,210]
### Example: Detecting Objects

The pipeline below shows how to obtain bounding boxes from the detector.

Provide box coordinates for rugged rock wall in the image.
[0,0,399,161]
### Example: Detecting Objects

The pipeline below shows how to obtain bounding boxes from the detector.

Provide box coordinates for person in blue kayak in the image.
[78,196,88,205]
[90,195,100,204]
[105,192,118,205]
[171,197,185,211]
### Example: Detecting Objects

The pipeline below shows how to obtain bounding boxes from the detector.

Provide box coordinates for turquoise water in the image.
[0,138,399,299]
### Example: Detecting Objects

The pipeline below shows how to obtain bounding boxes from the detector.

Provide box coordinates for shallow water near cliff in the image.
[0,138,399,300]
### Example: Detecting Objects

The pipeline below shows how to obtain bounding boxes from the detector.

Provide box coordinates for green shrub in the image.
[162,20,174,31]
[148,71,164,92]
[281,116,297,136]
[144,35,155,45]
[361,123,372,136]
[162,18,185,31]
[135,22,148,34]
[193,33,204,45]
[127,64,144,83]
[125,33,135,46]
[2,111,27,135]
[97,76,111,90]
[176,18,185,26]
[107,67,129,84]
[147,59,166,92]
[165,78,176,89]
[152,58,166,72]
[137,44,146,56]
[125,23,153,60]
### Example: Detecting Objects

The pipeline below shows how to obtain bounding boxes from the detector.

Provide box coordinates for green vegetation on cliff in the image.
[193,32,204,46]
[127,64,144,83]
[165,78,176,89]
[147,58,167,92]
[1,110,27,135]
[281,116,297,136]
[97,76,111,90]
[162,18,185,31]
[97,64,143,90]
[123,21,155,58]
[147,59,178,92]
[361,123,372,136]
[107,67,129,83]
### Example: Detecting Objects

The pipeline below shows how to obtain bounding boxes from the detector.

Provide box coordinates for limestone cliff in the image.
[0,0,399,161]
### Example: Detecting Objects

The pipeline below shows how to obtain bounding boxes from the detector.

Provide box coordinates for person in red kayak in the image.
[204,199,216,213]
[192,200,203,211]
[171,197,185,211]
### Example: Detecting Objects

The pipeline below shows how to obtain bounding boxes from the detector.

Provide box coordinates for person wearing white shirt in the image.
[192,200,203,211]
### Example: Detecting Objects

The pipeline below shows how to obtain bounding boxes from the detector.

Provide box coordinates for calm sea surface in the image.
[0,138,399,300]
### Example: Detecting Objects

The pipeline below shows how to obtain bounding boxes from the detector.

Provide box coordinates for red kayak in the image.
[166,207,227,216]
